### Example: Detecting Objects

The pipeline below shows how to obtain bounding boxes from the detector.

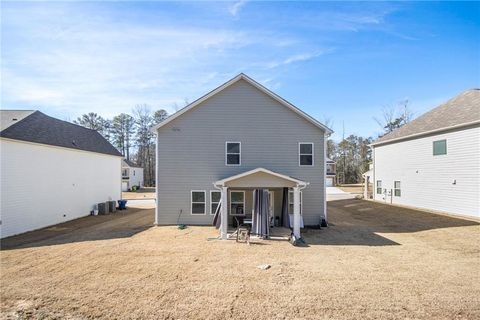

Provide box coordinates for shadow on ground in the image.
[303,199,479,246]
[1,207,155,251]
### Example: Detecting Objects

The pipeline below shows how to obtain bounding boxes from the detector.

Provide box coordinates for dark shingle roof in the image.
[373,89,480,145]
[0,111,122,157]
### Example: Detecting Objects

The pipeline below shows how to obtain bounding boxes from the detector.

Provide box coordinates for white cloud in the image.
[266,51,326,69]
[229,0,247,17]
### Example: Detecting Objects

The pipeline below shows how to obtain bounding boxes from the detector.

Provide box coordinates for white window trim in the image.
[299,142,314,166]
[225,141,241,166]
[394,181,401,197]
[376,180,382,194]
[191,190,206,215]
[210,190,221,215]
[288,190,303,214]
[229,190,245,216]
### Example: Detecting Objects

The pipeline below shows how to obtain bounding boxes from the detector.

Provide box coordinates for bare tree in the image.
[374,99,414,136]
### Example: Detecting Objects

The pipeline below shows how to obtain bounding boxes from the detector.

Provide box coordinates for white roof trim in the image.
[214,167,309,187]
[151,73,333,134]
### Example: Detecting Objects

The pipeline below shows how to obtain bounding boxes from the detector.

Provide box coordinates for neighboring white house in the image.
[371,89,480,219]
[325,158,336,187]
[122,159,144,191]
[0,110,123,238]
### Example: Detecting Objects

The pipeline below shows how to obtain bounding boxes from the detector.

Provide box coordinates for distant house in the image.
[122,159,144,191]
[152,73,332,240]
[0,110,122,238]
[325,158,336,187]
[371,89,479,219]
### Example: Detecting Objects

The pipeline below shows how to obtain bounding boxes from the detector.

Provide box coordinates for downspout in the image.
[323,132,328,227]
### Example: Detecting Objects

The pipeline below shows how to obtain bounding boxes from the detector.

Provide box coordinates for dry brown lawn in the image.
[1,200,479,319]
[337,184,364,194]
[122,187,155,200]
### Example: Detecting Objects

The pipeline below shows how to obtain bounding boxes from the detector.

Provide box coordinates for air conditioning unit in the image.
[98,202,108,215]
[109,201,117,213]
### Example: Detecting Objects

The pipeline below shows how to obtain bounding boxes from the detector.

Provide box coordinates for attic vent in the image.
[12,118,17,121]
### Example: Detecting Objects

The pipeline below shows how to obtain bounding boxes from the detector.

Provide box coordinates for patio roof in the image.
[214,168,308,188]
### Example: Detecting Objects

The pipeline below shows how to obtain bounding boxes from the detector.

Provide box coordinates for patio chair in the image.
[234,216,250,244]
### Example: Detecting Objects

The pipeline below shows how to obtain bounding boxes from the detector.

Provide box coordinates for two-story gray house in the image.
[152,73,332,239]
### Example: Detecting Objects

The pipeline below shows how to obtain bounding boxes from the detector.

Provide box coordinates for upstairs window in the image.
[299,143,314,166]
[226,142,241,166]
[394,181,401,197]
[376,181,382,194]
[191,191,206,215]
[433,140,447,156]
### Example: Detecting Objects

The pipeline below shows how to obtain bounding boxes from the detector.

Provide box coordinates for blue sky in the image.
[1,1,479,140]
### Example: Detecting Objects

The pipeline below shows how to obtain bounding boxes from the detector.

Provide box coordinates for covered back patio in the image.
[213,168,309,240]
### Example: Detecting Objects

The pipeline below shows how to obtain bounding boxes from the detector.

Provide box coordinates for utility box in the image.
[98,202,108,215]
[109,201,116,213]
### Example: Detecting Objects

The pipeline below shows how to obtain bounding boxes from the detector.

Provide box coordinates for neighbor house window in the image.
[288,190,303,214]
[376,181,382,194]
[230,191,245,215]
[394,181,401,197]
[191,191,206,215]
[122,169,128,177]
[226,142,241,165]
[433,140,447,156]
[299,143,314,166]
[210,191,221,215]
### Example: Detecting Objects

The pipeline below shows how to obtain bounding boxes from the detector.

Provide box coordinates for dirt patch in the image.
[1,200,479,319]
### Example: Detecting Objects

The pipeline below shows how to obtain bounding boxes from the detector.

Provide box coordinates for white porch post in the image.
[293,186,301,238]
[221,186,228,239]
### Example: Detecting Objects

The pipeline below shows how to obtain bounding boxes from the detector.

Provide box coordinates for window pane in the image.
[376,181,381,187]
[192,203,205,214]
[300,155,313,165]
[211,191,221,202]
[433,140,447,155]
[300,143,312,154]
[227,154,240,165]
[231,203,244,215]
[227,143,240,153]
[288,191,293,203]
[288,204,294,214]
[192,192,205,202]
[211,203,219,214]
[394,190,401,197]
[394,181,401,189]
[231,191,244,203]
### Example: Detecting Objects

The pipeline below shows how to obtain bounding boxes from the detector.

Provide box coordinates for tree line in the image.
[73,105,169,187]
[74,100,413,186]
[327,101,413,184]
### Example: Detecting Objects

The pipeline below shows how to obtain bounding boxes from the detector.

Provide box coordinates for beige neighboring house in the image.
[371,89,480,219]
[122,159,144,191]
[0,110,122,238]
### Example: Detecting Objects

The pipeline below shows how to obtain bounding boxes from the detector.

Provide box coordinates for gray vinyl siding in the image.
[156,79,326,226]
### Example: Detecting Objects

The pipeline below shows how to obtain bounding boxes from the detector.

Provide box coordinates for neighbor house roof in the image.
[372,89,480,146]
[0,111,122,157]
[122,159,141,168]
[151,73,333,134]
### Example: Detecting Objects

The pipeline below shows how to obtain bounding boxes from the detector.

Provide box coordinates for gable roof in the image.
[122,159,141,168]
[0,111,122,157]
[214,167,308,187]
[151,73,333,134]
[372,89,480,146]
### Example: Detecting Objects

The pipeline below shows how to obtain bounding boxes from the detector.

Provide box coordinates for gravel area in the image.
[1,199,479,319]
